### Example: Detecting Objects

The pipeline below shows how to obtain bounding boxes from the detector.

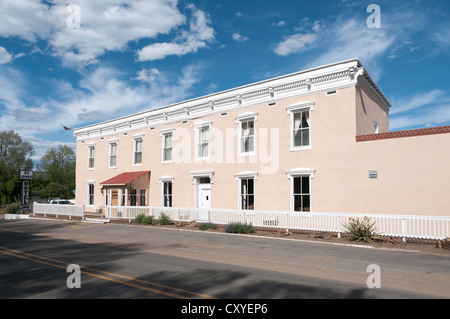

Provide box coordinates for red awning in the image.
[100,171,150,186]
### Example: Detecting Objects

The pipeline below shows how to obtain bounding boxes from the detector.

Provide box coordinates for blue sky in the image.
[0,0,449,162]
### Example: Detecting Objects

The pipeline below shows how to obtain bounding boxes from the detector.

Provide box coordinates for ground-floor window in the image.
[163,182,172,207]
[293,176,310,212]
[129,189,137,206]
[139,189,147,206]
[88,183,95,206]
[240,178,255,210]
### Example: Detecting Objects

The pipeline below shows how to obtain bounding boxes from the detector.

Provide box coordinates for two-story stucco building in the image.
[73,58,450,217]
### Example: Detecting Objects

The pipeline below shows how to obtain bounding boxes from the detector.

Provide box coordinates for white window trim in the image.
[108,140,118,169]
[159,176,174,207]
[286,102,314,152]
[160,128,175,163]
[87,143,96,170]
[86,180,95,207]
[235,113,258,157]
[194,121,212,160]
[235,171,257,210]
[132,135,144,166]
[286,168,315,212]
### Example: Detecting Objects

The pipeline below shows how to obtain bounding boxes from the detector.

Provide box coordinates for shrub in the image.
[343,216,381,243]
[225,222,255,234]
[198,223,217,231]
[143,215,155,225]
[135,213,146,224]
[4,202,21,214]
[158,212,172,225]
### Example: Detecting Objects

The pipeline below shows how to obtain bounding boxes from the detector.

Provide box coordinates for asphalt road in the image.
[0,218,449,303]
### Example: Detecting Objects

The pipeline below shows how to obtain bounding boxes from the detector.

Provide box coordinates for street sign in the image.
[19,170,34,180]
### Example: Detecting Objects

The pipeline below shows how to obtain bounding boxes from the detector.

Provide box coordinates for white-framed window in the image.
[292,176,310,212]
[87,144,95,169]
[236,113,258,155]
[286,102,314,151]
[163,182,172,207]
[108,140,117,168]
[195,122,211,160]
[159,177,174,207]
[120,189,126,207]
[161,129,174,163]
[128,188,137,206]
[139,189,147,207]
[286,168,315,212]
[87,181,95,206]
[240,178,254,210]
[235,171,257,210]
[105,188,110,206]
[133,137,143,166]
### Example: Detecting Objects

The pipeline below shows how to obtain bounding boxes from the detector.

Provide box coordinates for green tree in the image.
[37,145,75,200]
[0,130,34,204]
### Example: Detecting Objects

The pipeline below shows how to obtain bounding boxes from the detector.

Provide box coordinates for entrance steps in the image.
[83,212,110,224]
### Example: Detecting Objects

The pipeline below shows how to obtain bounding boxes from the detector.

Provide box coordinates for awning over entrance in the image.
[100,171,150,186]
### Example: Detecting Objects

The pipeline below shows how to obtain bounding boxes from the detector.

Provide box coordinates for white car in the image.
[50,199,72,205]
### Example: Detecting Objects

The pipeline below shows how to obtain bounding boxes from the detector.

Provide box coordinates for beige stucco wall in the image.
[75,78,450,217]
[355,77,389,135]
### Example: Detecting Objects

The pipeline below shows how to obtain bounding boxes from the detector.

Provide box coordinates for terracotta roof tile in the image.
[356,125,450,142]
[100,171,150,185]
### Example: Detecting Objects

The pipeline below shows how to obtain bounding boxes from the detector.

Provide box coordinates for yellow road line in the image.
[0,246,217,299]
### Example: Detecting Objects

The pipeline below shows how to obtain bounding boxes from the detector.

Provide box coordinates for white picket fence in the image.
[33,202,85,220]
[106,206,450,240]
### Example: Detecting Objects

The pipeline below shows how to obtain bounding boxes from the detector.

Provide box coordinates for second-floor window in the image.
[240,119,255,154]
[163,132,173,162]
[293,110,310,148]
[109,142,117,168]
[88,145,95,169]
[134,138,143,165]
[197,124,210,159]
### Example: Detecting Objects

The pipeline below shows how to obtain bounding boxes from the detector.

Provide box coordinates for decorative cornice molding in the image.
[73,58,386,141]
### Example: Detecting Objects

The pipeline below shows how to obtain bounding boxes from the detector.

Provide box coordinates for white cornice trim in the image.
[73,58,388,141]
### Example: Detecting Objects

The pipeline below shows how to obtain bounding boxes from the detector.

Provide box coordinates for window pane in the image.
[247,179,254,195]
[294,113,301,129]
[248,195,254,210]
[303,195,310,212]
[164,148,172,161]
[302,176,310,194]
[294,131,302,147]
[301,112,309,128]
[110,155,116,167]
[165,134,172,147]
[302,129,310,146]
[293,177,301,194]
[294,195,301,212]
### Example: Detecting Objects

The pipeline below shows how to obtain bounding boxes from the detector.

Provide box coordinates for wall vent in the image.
[369,171,378,179]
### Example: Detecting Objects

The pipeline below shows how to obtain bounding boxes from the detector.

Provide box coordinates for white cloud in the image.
[389,90,450,130]
[276,20,285,27]
[274,33,318,56]
[137,4,214,61]
[390,90,445,115]
[232,32,249,43]
[0,0,187,65]
[0,46,13,64]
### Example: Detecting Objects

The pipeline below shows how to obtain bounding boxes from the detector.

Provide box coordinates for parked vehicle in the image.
[50,199,72,205]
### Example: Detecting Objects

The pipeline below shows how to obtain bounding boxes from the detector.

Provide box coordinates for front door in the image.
[197,184,211,221]
[111,190,118,206]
